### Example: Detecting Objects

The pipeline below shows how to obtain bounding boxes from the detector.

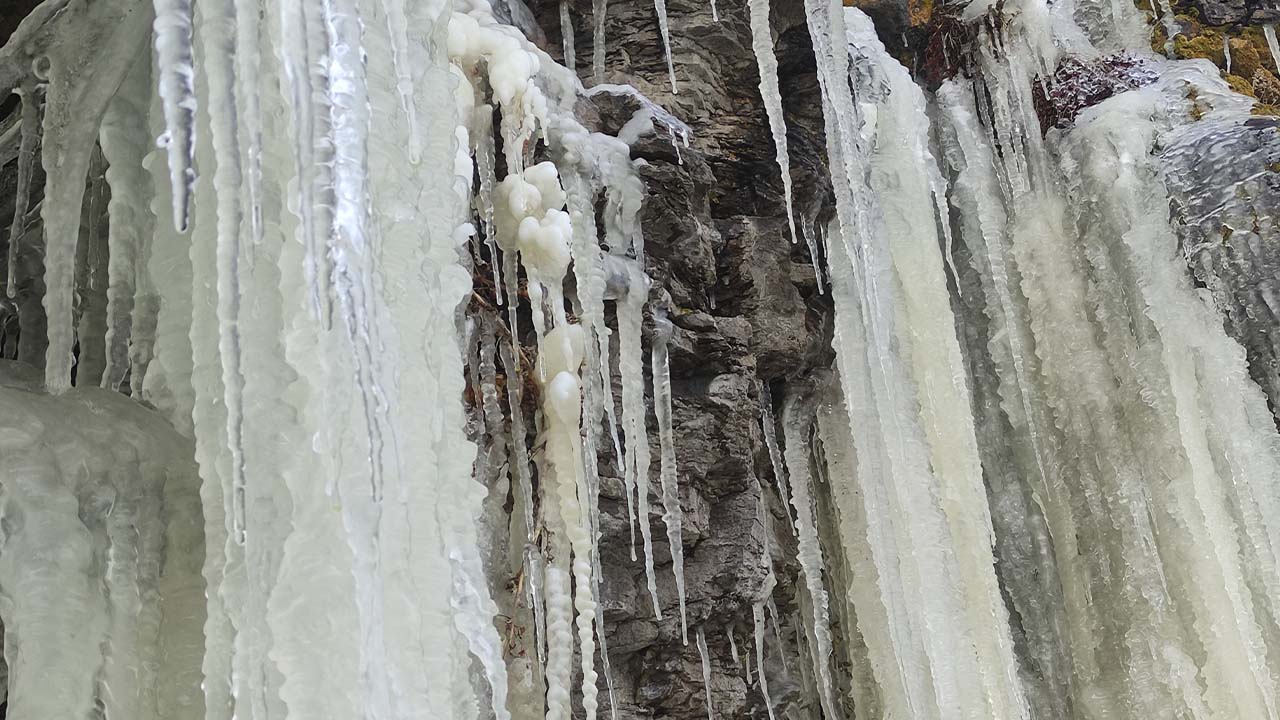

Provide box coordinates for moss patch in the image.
[1157,3,1280,116]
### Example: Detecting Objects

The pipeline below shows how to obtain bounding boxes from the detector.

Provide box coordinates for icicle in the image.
[525,545,550,668]
[542,534,575,720]
[753,604,777,720]
[759,382,793,530]
[592,0,608,84]
[617,261,662,617]
[99,51,155,391]
[314,2,419,716]
[653,304,688,642]
[697,626,715,720]
[808,9,1033,718]
[653,0,678,93]
[473,106,504,306]
[781,388,840,720]
[494,161,571,355]
[75,149,111,389]
[753,443,780,720]
[377,0,422,163]
[6,83,40,299]
[234,0,265,252]
[276,0,335,322]
[151,0,198,231]
[502,340,537,543]
[479,320,508,489]
[198,0,249,550]
[791,611,817,711]
[803,220,824,293]
[38,0,152,393]
[593,553,620,720]
[555,153,624,720]
[766,597,787,670]
[186,22,237,714]
[1265,26,1280,75]
[711,0,720,22]
[561,1,576,73]
[364,1,514,714]
[1225,34,1233,75]
[937,77,1083,719]
[451,550,513,720]
[128,253,161,398]
[748,0,797,245]
[536,323,600,720]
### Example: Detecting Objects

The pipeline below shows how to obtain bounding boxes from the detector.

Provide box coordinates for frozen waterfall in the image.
[2,0,1280,717]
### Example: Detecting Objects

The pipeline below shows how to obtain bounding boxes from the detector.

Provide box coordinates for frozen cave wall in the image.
[2,0,1280,718]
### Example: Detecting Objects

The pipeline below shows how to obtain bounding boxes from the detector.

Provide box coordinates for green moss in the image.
[1174,32,1226,66]
[1225,73,1256,96]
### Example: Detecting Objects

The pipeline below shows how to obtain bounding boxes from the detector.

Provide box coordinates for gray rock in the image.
[1189,0,1280,27]
[528,1,836,716]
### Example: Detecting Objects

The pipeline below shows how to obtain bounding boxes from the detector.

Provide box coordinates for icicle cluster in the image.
[0,0,683,716]
[802,5,1030,719]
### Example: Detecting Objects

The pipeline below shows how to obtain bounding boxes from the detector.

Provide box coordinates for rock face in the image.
[527,1,838,716]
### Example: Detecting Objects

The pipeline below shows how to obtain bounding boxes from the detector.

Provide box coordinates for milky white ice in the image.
[0,363,204,720]
[1265,25,1280,74]
[7,0,1280,718]
[748,0,797,245]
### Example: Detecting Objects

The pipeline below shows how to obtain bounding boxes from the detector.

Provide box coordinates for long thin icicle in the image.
[653,0,678,93]
[277,0,334,321]
[753,603,777,720]
[377,0,421,162]
[199,0,249,549]
[592,0,608,84]
[234,0,265,252]
[6,83,40,299]
[99,52,155,391]
[747,0,797,244]
[151,0,198,231]
[1266,25,1280,75]
[617,263,662,617]
[759,382,793,530]
[753,454,779,720]
[561,1,576,73]
[697,626,715,720]
[780,387,840,719]
[653,307,688,642]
